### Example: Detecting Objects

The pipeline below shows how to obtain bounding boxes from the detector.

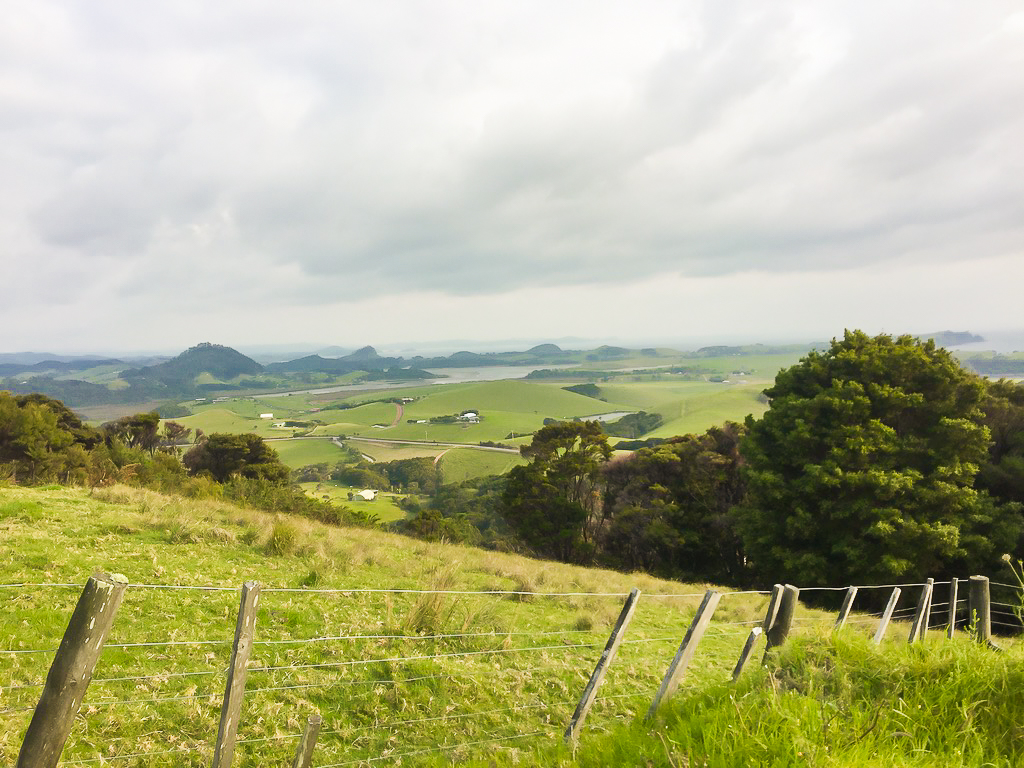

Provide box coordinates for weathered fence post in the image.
[908,578,934,643]
[872,587,901,645]
[968,575,991,644]
[646,590,721,721]
[762,584,783,634]
[763,585,799,662]
[212,581,261,768]
[947,578,959,639]
[17,572,128,768]
[290,714,322,768]
[731,627,763,682]
[564,588,640,747]
[834,587,858,632]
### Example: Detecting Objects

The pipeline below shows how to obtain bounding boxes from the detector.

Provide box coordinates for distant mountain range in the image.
[3,332,1011,410]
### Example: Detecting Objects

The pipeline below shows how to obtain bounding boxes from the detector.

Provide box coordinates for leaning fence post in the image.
[731,627,763,682]
[646,589,721,721]
[762,584,783,633]
[17,572,128,768]
[872,587,901,645]
[908,578,934,643]
[564,588,640,748]
[947,578,959,639]
[968,575,991,644]
[762,585,799,662]
[290,714,322,768]
[212,581,261,768]
[834,587,858,632]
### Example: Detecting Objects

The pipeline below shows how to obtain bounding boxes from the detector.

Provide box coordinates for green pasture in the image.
[173,408,286,438]
[267,438,347,469]
[647,383,769,438]
[347,440,448,463]
[310,401,401,436]
[164,376,772,453]
[437,447,526,484]
[297,481,408,522]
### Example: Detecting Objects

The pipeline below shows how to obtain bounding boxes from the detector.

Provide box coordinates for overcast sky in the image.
[3,1,1023,355]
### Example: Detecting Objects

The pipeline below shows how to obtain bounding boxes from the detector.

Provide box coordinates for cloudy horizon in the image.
[3,1,1023,355]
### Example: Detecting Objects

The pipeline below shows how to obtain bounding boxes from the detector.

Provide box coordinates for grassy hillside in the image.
[2,484,1020,767]
[437,447,526,485]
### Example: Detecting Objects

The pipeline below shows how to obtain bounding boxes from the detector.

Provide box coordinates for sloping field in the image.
[310,401,400,435]
[269,438,348,468]
[400,380,633,418]
[0,485,788,766]
[437,447,526,484]
[648,385,769,438]
[1,485,1020,767]
[347,440,448,462]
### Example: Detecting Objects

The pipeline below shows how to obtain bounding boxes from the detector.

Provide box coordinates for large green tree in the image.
[602,422,747,583]
[738,331,1020,587]
[182,433,289,484]
[501,421,610,562]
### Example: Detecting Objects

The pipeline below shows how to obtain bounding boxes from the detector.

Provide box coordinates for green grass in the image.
[1,484,1020,767]
[298,481,409,523]
[268,438,348,469]
[437,447,526,484]
[153,378,774,463]
[347,440,448,462]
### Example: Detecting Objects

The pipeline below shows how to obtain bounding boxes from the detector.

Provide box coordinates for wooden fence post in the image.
[763,585,799,661]
[731,627,763,682]
[290,714,322,768]
[212,581,261,768]
[17,572,128,768]
[947,578,959,639]
[646,590,721,721]
[872,587,901,645]
[762,584,783,633]
[564,588,640,747]
[908,579,934,643]
[968,575,991,644]
[834,587,858,632]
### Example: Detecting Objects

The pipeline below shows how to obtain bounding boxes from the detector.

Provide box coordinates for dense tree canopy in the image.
[737,331,1021,587]
[501,421,610,562]
[977,379,1024,509]
[182,433,289,484]
[602,422,746,582]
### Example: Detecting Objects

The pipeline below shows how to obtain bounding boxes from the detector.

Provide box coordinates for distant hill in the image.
[0,358,123,376]
[919,331,984,347]
[122,342,263,386]
[527,343,564,355]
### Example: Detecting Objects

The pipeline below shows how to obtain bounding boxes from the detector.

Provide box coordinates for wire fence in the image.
[1,575,1020,766]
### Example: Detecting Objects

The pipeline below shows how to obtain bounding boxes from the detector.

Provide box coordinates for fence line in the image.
[3,573,1018,767]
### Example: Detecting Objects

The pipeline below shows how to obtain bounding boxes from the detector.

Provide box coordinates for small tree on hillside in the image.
[737,331,1021,587]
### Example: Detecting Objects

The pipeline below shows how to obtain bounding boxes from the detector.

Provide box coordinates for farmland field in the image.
[297,481,408,522]
[437,446,526,484]
[268,437,348,468]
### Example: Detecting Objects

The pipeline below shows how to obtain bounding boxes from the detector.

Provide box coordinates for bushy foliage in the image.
[501,421,610,563]
[602,422,746,582]
[182,432,290,484]
[737,331,1021,587]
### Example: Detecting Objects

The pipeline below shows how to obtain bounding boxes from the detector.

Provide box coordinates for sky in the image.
[3,1,1023,356]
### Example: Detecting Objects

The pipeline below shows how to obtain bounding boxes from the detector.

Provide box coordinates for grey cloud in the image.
[5,0,1024,312]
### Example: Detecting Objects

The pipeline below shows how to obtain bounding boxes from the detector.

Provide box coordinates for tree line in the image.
[406,332,1024,590]
[3,331,1023,592]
